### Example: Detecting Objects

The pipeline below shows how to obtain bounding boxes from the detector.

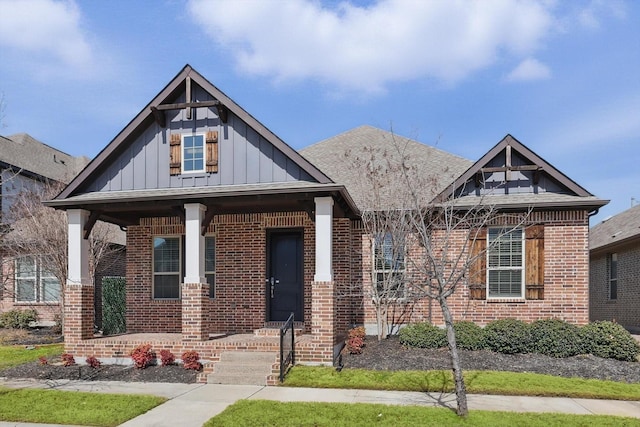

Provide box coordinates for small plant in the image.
[579,321,640,362]
[345,326,366,354]
[482,319,532,354]
[130,343,155,369]
[182,350,202,370]
[454,321,485,350]
[61,353,76,367]
[38,356,48,365]
[0,309,39,329]
[159,349,176,366]
[399,322,446,349]
[530,319,583,358]
[86,355,101,368]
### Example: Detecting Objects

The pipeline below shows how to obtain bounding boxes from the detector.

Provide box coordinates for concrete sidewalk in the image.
[1,379,640,426]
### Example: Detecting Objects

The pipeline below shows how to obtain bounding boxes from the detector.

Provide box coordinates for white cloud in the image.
[577,0,627,30]
[187,0,555,93]
[506,58,551,82]
[0,0,94,77]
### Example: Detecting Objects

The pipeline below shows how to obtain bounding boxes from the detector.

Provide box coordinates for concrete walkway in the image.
[1,378,640,426]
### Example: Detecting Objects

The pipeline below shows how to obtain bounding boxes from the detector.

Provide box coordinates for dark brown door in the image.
[268,231,303,322]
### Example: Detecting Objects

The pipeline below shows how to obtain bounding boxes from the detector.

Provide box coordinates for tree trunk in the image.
[438,296,468,417]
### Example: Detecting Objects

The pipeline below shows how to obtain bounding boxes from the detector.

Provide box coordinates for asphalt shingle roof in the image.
[590,204,640,251]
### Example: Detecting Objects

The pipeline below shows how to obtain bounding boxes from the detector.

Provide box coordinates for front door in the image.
[267,231,303,322]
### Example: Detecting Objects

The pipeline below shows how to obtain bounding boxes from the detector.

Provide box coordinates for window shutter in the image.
[525,225,544,300]
[468,228,487,300]
[206,130,219,173]
[169,133,181,176]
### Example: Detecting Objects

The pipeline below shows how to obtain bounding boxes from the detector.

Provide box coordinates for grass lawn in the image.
[205,400,640,427]
[284,366,640,401]
[0,343,63,370]
[0,386,166,427]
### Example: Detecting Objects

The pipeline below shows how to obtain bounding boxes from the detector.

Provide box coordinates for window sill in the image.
[14,302,60,305]
[486,298,526,303]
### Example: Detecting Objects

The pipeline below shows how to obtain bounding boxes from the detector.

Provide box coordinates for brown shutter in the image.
[525,225,544,300]
[169,133,181,176]
[206,130,219,173]
[468,228,487,300]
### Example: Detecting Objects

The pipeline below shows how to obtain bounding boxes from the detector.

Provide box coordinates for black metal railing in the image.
[279,312,295,382]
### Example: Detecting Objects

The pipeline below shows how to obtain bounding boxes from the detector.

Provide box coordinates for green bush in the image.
[453,321,485,350]
[399,322,446,349]
[0,309,39,329]
[102,276,126,335]
[482,319,531,354]
[579,321,640,362]
[529,319,583,358]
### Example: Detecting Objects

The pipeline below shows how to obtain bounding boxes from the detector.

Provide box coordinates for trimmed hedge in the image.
[530,319,583,358]
[579,321,640,362]
[102,276,126,335]
[454,321,485,350]
[481,319,532,354]
[399,322,446,349]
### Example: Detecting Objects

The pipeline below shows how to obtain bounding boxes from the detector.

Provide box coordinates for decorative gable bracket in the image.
[150,100,229,128]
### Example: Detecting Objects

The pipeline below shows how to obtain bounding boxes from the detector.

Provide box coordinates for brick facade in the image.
[590,242,640,331]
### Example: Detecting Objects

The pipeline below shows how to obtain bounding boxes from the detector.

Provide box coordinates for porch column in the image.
[182,203,208,341]
[65,209,93,342]
[312,197,335,364]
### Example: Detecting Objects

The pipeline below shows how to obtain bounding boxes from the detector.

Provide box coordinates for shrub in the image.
[0,309,39,329]
[454,321,485,350]
[349,326,366,339]
[579,321,640,362]
[182,350,202,370]
[61,353,76,367]
[38,356,48,365]
[345,327,366,354]
[482,319,531,354]
[102,276,126,335]
[86,356,101,368]
[399,322,446,349]
[530,319,583,358]
[130,343,155,369]
[159,349,176,366]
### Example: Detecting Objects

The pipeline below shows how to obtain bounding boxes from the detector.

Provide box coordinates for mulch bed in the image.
[2,330,639,384]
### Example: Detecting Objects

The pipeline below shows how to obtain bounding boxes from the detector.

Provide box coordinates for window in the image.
[373,232,405,299]
[15,256,60,303]
[487,227,524,298]
[153,237,181,299]
[608,253,618,300]
[182,134,205,173]
[205,236,215,298]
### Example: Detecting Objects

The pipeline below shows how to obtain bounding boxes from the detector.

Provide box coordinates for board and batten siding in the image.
[86,84,314,193]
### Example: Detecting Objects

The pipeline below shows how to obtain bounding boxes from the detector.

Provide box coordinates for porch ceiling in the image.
[45,182,359,226]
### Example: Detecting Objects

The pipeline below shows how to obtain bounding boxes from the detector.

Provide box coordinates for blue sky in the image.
[0,0,638,224]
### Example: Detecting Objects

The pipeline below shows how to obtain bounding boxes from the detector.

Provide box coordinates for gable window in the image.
[15,256,60,303]
[487,227,524,298]
[182,134,205,173]
[205,236,215,298]
[373,232,405,299]
[153,237,181,299]
[608,253,618,300]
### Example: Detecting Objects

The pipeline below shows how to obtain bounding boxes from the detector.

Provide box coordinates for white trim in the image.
[184,203,207,284]
[314,196,333,282]
[181,133,206,174]
[486,227,525,299]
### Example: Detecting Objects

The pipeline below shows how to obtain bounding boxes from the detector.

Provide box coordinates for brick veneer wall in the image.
[360,210,591,331]
[590,241,640,330]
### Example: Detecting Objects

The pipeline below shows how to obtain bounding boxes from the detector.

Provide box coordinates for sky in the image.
[0,0,638,225]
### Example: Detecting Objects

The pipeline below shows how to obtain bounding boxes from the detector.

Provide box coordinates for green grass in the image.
[0,343,63,370]
[205,400,640,427]
[0,386,166,427]
[284,366,640,401]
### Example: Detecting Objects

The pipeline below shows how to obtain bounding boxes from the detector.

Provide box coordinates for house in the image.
[46,65,606,382]
[589,204,640,333]
[0,134,89,323]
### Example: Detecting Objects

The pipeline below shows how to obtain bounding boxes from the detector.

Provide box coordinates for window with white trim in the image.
[608,253,618,300]
[373,232,405,299]
[487,227,524,298]
[153,237,181,299]
[205,236,215,298]
[15,256,60,303]
[182,134,205,173]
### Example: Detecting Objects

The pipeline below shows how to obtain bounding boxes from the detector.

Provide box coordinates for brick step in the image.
[254,327,304,337]
[219,351,278,364]
[213,362,274,375]
[207,351,278,385]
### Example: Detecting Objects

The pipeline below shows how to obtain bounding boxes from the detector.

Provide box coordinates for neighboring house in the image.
[46,65,606,377]
[0,134,124,325]
[589,204,640,333]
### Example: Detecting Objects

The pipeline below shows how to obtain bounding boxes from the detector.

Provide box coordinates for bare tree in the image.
[1,179,122,323]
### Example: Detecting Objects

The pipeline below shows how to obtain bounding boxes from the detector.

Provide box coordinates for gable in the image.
[58,65,330,199]
[446,135,607,211]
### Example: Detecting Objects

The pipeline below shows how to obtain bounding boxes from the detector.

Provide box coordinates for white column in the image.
[67,209,90,285]
[184,203,207,284]
[314,196,333,282]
